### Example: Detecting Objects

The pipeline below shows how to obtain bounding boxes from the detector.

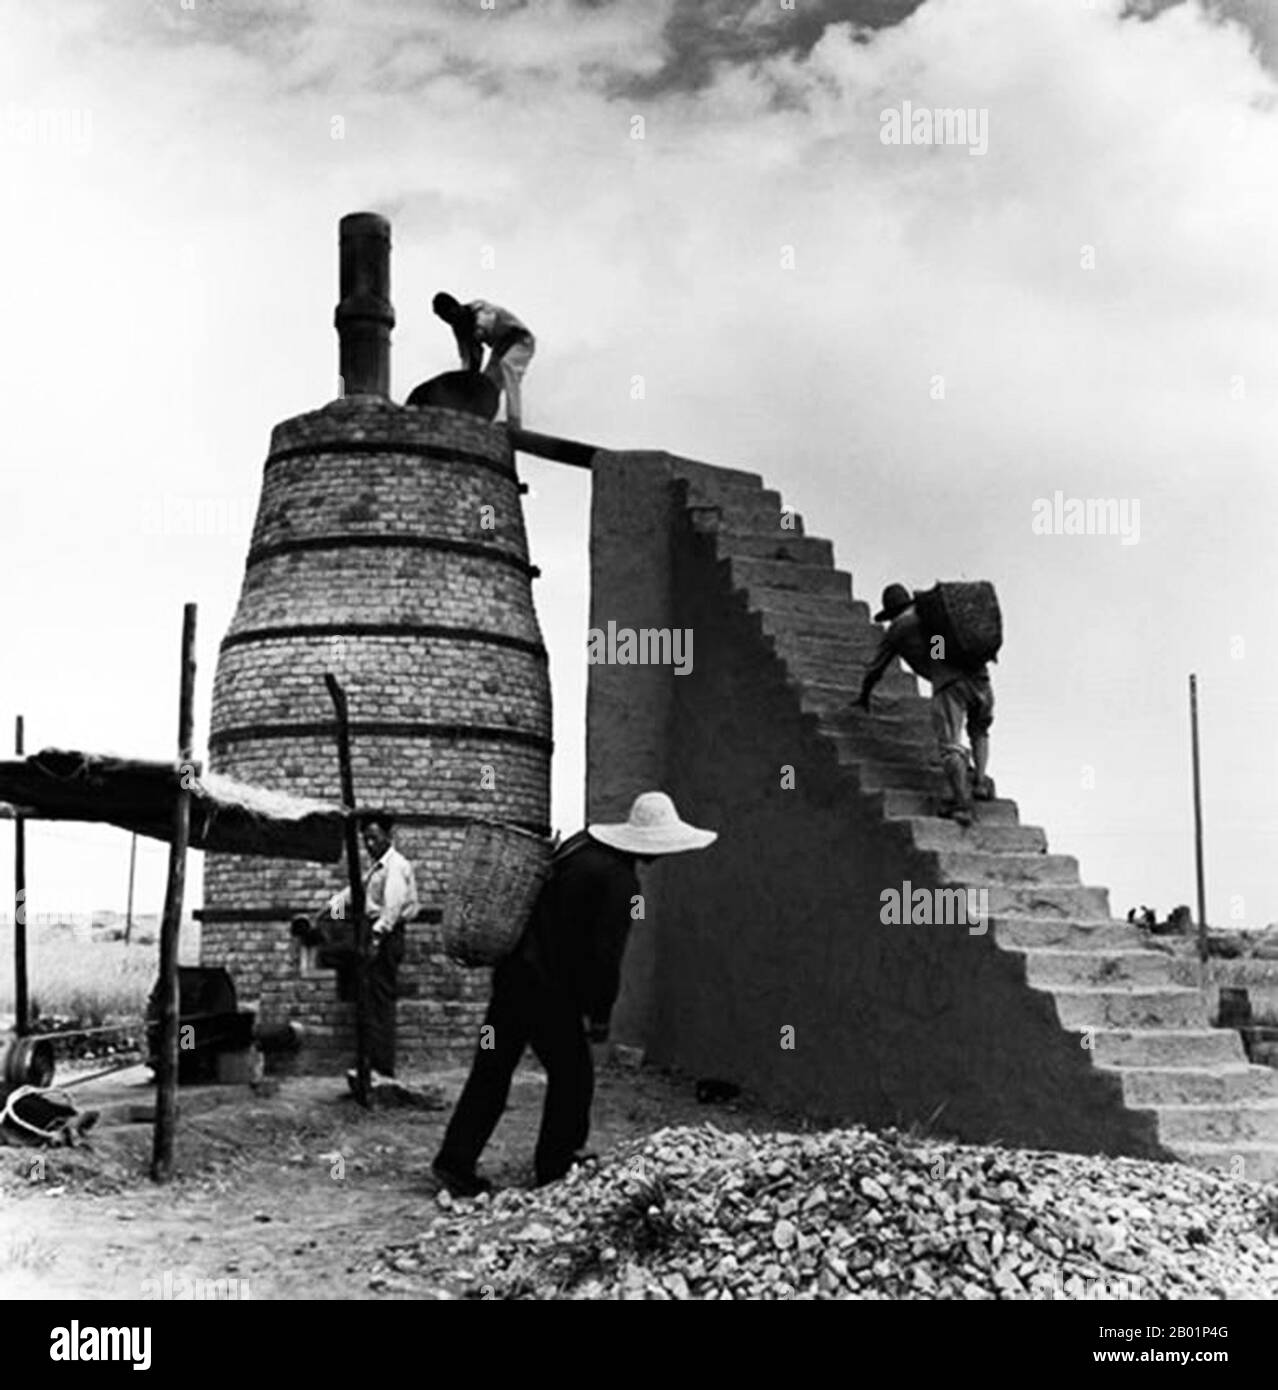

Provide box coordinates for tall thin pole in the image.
[324,673,369,1106]
[125,833,138,945]
[1189,674,1208,964]
[13,715,27,1036]
[152,603,197,1182]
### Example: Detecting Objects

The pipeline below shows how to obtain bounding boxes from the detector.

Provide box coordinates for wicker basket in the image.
[442,820,554,967]
[915,580,1002,667]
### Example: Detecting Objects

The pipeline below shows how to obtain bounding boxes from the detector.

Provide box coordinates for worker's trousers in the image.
[367,928,403,1077]
[320,926,402,1076]
[484,332,535,428]
[435,955,591,1184]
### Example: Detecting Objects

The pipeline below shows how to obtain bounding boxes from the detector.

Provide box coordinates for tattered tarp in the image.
[0,749,344,863]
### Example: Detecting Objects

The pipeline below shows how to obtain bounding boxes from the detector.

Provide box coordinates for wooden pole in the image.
[13,715,28,1036]
[324,673,369,1106]
[151,603,197,1182]
[125,833,138,945]
[1190,673,1208,965]
[508,427,597,470]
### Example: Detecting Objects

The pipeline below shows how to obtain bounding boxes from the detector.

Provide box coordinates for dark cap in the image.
[874,583,914,622]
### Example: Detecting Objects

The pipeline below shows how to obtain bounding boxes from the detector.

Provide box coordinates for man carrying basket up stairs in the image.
[854,581,1001,829]
[432,792,717,1197]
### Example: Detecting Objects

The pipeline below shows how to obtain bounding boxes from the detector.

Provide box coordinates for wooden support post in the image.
[125,832,138,946]
[151,603,197,1182]
[13,715,28,1037]
[324,673,369,1107]
[1190,673,1208,966]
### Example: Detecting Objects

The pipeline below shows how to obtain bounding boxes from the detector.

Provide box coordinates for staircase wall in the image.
[586,451,679,1044]
[587,449,1165,1159]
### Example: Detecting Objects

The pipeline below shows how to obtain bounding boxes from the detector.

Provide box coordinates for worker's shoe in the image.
[346,1068,396,1095]
[431,1157,492,1198]
[937,800,974,828]
[971,775,995,802]
[534,1151,598,1186]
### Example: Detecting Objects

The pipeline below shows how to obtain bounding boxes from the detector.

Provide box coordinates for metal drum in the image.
[1,1033,56,1092]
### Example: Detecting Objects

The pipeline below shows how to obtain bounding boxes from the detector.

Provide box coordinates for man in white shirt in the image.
[432,291,536,428]
[324,812,419,1086]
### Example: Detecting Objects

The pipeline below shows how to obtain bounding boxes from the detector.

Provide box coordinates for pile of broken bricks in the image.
[377,1123,1278,1301]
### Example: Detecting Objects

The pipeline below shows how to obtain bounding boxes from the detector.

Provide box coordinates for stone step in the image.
[689,491,799,534]
[727,557,852,598]
[1165,956,1253,992]
[821,730,943,769]
[808,712,931,750]
[1019,947,1176,988]
[776,652,896,689]
[688,479,779,510]
[992,916,1144,951]
[1089,1028,1247,1069]
[1153,1099,1278,1146]
[818,714,939,750]
[800,685,926,724]
[842,760,947,794]
[1051,986,1210,1031]
[1167,1142,1278,1183]
[758,604,873,639]
[769,635,881,667]
[803,679,925,708]
[744,588,860,620]
[670,459,765,494]
[931,850,1080,887]
[876,789,1021,825]
[904,818,1045,853]
[815,711,938,747]
[986,883,1111,919]
[769,630,883,661]
[1100,1064,1278,1108]
[703,531,834,566]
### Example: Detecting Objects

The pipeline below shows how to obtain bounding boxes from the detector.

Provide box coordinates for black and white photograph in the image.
[1,0,1276,1347]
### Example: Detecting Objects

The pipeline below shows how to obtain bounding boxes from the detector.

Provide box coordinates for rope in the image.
[32,1020,144,1040]
[59,1057,143,1088]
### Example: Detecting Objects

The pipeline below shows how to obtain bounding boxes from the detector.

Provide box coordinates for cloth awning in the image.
[0,748,345,862]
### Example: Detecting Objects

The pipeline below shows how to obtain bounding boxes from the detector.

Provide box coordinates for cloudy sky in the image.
[1,0,1276,939]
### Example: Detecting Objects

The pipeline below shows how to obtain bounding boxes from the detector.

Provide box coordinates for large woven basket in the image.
[442,820,554,967]
[915,580,1002,667]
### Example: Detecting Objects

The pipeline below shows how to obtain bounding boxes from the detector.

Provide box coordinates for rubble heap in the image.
[381,1124,1278,1300]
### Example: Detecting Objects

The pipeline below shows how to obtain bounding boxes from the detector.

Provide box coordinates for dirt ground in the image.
[0,1058,799,1301]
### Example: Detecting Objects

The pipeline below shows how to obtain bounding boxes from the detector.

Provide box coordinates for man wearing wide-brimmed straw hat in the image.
[432,792,717,1197]
[854,582,995,828]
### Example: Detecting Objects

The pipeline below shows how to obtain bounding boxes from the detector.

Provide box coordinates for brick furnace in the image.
[199,212,552,1068]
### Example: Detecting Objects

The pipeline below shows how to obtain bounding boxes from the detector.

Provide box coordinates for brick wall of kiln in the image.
[200,396,551,1069]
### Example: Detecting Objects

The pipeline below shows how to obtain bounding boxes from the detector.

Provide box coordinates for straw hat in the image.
[588,792,717,856]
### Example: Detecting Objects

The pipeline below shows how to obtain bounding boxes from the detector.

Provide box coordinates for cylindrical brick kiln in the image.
[199,212,552,1068]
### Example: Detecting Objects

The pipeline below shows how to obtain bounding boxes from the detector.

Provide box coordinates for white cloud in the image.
[2,0,1276,922]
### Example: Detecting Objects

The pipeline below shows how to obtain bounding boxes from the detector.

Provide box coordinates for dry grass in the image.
[0,921,195,1026]
[2,1234,58,1276]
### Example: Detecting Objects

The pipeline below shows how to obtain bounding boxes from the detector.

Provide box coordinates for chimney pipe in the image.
[335,212,394,398]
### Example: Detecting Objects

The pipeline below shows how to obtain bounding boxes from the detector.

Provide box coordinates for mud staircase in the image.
[670,457,1278,1183]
